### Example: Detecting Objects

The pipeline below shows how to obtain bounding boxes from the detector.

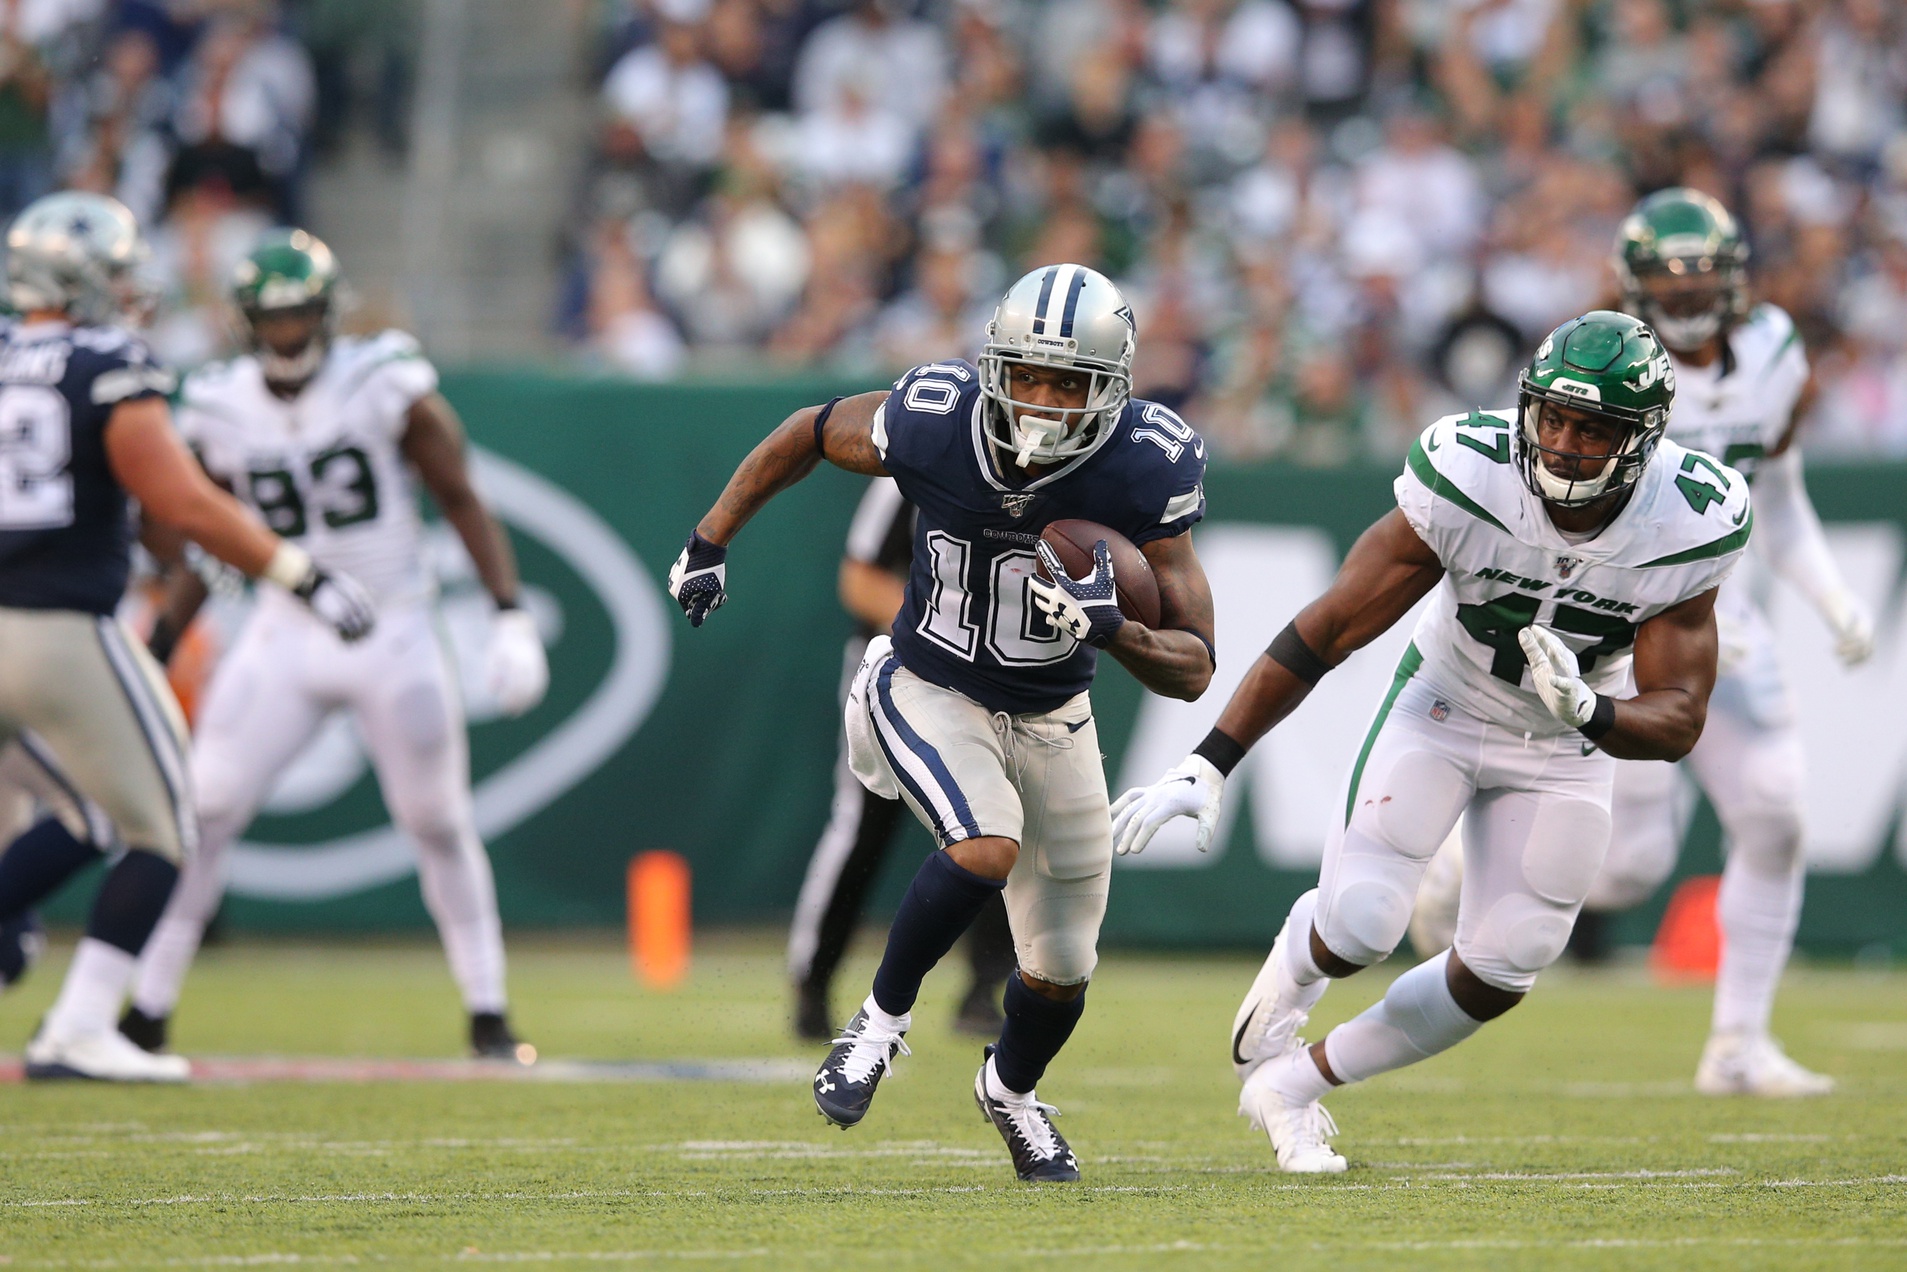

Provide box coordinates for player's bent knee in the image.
[947,835,1018,881]
[1018,969,1087,1002]
[1462,895,1574,994]
[1322,879,1412,965]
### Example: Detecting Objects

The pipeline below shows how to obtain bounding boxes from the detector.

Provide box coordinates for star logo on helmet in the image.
[67,214,93,237]
[1114,304,1135,331]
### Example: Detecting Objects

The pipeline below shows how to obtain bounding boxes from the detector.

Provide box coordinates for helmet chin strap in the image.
[260,337,325,388]
[1645,304,1721,354]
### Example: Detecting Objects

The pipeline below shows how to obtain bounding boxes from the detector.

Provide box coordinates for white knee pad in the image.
[1316,826,1425,966]
[1518,797,1611,907]
[1005,879,1105,987]
[1456,893,1574,993]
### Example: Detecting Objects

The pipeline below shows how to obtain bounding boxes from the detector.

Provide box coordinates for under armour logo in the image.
[1001,493,1035,518]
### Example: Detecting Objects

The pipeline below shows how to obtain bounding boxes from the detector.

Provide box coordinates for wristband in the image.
[1190,629,1216,671]
[1192,727,1247,777]
[1579,693,1617,742]
[261,541,314,591]
[812,396,844,458]
[1267,621,1332,686]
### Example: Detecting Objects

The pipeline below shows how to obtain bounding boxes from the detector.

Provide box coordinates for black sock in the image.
[993,973,1085,1095]
[86,849,180,955]
[0,817,104,920]
[871,850,1005,1017]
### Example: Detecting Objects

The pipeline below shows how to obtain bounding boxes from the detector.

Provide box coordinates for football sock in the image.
[1321,950,1482,1085]
[43,938,138,1038]
[130,822,234,1018]
[413,829,509,1015]
[0,817,103,921]
[86,849,179,955]
[1264,1046,1335,1106]
[1712,858,1804,1038]
[992,973,1085,1095]
[871,850,1005,1017]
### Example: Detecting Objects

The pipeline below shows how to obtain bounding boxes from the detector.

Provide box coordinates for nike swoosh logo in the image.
[1066,719,1090,733]
[1171,775,1195,785]
[1732,507,1747,526]
[1582,740,1598,756]
[1232,1006,1256,1066]
[1425,434,1441,452]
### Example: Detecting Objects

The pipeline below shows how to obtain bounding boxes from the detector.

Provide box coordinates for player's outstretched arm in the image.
[670,391,889,625]
[104,397,376,641]
[403,392,549,713]
[1101,531,1215,702]
[1110,509,1442,856]
[1563,586,1718,762]
[1214,508,1444,751]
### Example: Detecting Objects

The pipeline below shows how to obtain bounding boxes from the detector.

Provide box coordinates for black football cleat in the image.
[973,1045,1080,1182]
[813,1007,909,1128]
[0,910,45,990]
[118,1005,169,1054]
[794,982,833,1043]
[470,1012,536,1064]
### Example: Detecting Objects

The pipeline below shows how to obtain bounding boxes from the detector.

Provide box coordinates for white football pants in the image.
[1596,670,1807,1038]
[132,597,508,1018]
[1315,655,1614,995]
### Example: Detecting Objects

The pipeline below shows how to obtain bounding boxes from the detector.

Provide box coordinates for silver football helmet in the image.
[979,263,1135,467]
[5,192,149,326]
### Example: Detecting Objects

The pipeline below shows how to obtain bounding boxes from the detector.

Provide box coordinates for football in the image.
[1036,518,1162,629]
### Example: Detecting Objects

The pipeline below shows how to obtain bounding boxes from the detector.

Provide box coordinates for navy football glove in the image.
[668,531,728,626]
[1031,539,1126,648]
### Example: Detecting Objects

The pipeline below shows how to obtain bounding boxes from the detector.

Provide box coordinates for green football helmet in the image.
[1515,310,1675,507]
[1613,188,1748,354]
[232,228,341,384]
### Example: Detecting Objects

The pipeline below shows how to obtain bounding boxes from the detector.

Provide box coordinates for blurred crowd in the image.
[0,0,410,366]
[562,0,1907,462]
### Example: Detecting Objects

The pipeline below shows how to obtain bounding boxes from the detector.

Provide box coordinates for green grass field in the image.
[1,931,1903,1270]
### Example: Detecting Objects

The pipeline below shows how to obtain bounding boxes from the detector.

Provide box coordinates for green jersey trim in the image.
[1344,642,1424,827]
[1638,509,1753,567]
[1407,439,1508,532]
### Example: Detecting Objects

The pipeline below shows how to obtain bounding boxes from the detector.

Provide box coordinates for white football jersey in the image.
[1394,409,1752,737]
[179,331,438,605]
[1657,303,1807,686]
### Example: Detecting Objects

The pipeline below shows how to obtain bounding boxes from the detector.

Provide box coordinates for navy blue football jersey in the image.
[0,321,175,615]
[879,360,1206,714]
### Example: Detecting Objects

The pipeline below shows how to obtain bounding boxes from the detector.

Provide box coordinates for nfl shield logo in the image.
[1429,700,1450,722]
[1001,492,1035,518]
[1555,555,1583,579]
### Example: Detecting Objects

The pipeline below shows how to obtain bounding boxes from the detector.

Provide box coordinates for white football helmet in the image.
[5,192,149,326]
[978,263,1135,467]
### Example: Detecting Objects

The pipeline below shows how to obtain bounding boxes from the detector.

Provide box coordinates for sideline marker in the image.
[629,851,692,988]
[1651,874,1722,983]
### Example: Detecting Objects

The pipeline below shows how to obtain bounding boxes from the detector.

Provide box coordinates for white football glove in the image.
[1109,754,1225,856]
[485,607,549,716]
[1517,624,1596,729]
[296,567,376,642]
[1823,590,1875,667]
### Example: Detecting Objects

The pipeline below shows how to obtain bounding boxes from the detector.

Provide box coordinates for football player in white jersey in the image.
[1114,311,1752,1171]
[118,230,550,1062]
[1410,191,1862,1097]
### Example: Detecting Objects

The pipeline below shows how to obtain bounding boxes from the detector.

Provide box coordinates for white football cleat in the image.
[1231,890,1325,1081]
[25,1025,191,1083]
[1695,1031,1835,1097]
[1238,1054,1347,1174]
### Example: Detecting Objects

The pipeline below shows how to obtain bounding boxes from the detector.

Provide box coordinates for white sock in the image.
[1321,951,1483,1085]
[1281,889,1327,988]
[44,938,137,1038]
[1712,860,1804,1038]
[1263,1047,1335,1105]
[984,1054,1030,1102]
[132,915,205,1018]
[414,830,509,1015]
[863,994,910,1037]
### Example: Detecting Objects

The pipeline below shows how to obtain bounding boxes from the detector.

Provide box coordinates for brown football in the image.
[1036,519,1162,629]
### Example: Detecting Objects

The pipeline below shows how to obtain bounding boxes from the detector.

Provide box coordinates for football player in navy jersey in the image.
[670,264,1215,1181]
[0,193,378,1082]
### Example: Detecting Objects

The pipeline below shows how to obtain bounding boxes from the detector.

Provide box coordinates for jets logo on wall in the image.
[222,450,672,901]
